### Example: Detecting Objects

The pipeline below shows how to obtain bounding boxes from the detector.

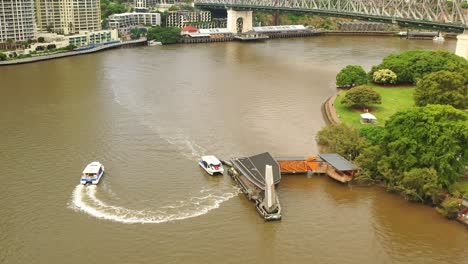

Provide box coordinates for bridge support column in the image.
[455,31,468,60]
[227,9,253,34]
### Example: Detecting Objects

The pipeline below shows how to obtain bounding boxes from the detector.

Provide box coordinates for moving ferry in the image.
[199,155,224,175]
[81,161,105,185]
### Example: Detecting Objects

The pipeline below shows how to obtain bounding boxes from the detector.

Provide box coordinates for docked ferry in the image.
[199,155,224,175]
[80,161,105,185]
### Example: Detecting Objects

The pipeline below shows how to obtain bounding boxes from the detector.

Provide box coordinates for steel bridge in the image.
[195,0,468,32]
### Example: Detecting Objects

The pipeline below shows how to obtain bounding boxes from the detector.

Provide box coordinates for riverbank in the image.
[0,39,147,66]
[0,31,405,65]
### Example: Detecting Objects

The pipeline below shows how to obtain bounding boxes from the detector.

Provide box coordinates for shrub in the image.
[336,65,368,88]
[340,85,382,110]
[373,69,397,85]
[436,198,460,219]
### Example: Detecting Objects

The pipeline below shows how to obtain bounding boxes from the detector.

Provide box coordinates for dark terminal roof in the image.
[230,152,281,190]
[319,153,357,171]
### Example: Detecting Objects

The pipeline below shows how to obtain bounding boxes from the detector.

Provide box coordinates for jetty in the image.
[276,154,359,183]
[222,152,358,221]
[224,152,282,221]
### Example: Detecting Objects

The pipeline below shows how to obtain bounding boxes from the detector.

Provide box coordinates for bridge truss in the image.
[195,0,468,32]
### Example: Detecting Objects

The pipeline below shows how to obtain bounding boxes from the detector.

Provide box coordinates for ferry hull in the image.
[80,171,104,185]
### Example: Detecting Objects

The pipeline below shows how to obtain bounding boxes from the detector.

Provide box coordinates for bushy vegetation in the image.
[326,50,468,220]
[373,69,397,85]
[436,198,461,219]
[147,26,181,44]
[359,126,385,145]
[340,85,381,110]
[0,52,6,61]
[414,70,467,109]
[316,123,368,161]
[101,0,128,19]
[336,65,368,88]
[369,50,468,85]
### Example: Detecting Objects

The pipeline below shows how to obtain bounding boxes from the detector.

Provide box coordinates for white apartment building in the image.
[67,29,119,47]
[109,12,161,34]
[35,0,74,35]
[166,10,211,28]
[0,0,36,42]
[35,0,101,35]
[72,0,101,32]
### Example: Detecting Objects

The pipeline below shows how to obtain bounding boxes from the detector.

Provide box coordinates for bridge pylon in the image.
[455,30,468,60]
[227,9,253,34]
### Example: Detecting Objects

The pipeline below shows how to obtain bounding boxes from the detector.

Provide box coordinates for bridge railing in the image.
[195,0,467,26]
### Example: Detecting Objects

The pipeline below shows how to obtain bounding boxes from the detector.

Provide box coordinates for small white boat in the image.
[80,161,105,185]
[199,155,224,175]
[433,34,445,42]
[147,40,162,46]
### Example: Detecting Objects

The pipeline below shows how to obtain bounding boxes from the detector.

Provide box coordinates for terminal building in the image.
[0,0,36,42]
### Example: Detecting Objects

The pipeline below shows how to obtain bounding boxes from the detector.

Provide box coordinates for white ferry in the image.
[80,161,105,185]
[199,155,224,175]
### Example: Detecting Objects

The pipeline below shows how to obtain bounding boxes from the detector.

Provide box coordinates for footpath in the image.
[322,92,342,124]
[0,39,146,66]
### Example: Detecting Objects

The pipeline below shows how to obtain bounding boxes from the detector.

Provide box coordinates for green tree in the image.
[369,50,468,85]
[37,37,45,43]
[147,26,181,44]
[373,69,397,85]
[101,0,128,19]
[316,123,369,160]
[340,85,382,110]
[414,70,467,109]
[130,28,142,40]
[398,168,442,204]
[378,105,468,187]
[336,65,368,88]
[436,197,460,219]
[354,145,384,184]
[359,125,385,145]
[0,52,6,61]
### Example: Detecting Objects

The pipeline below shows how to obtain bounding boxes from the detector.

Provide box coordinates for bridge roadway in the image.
[195,0,468,32]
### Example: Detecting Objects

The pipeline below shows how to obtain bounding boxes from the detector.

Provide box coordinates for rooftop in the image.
[319,153,357,171]
[231,152,281,190]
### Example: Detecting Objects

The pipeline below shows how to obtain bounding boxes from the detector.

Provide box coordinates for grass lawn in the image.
[334,84,416,127]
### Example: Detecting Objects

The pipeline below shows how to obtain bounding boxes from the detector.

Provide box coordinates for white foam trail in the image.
[70,184,240,224]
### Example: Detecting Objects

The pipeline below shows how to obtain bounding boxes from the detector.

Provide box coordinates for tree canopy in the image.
[369,50,468,84]
[340,85,382,110]
[335,65,368,88]
[147,26,181,44]
[414,70,467,109]
[101,0,128,19]
[316,123,368,160]
[373,69,397,85]
[378,104,467,187]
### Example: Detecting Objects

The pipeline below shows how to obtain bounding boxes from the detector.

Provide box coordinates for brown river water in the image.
[0,36,466,264]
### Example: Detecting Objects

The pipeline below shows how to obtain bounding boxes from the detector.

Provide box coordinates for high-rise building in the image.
[0,0,36,42]
[72,0,101,32]
[35,0,101,34]
[35,0,74,35]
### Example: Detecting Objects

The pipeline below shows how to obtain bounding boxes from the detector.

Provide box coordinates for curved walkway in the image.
[322,92,341,125]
